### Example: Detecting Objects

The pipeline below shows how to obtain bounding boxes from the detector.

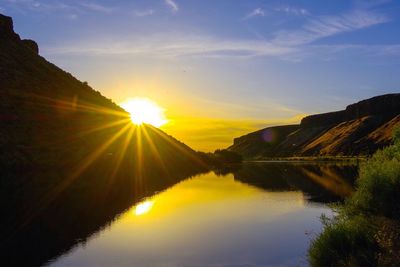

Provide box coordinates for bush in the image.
[309,217,378,267]
[393,124,400,145]
[346,156,400,219]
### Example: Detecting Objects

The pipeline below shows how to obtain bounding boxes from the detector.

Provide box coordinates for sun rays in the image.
[23,95,205,227]
[16,92,210,232]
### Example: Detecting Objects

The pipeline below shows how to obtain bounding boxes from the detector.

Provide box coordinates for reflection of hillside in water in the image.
[0,125,207,267]
[1,166,205,267]
[233,163,357,203]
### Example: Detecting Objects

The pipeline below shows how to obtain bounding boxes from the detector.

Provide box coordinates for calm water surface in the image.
[48,162,357,267]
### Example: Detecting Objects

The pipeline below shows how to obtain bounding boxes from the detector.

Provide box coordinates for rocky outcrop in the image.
[229,94,400,158]
[22,39,39,54]
[345,94,400,119]
[0,14,18,39]
[1,14,39,54]
[300,110,346,128]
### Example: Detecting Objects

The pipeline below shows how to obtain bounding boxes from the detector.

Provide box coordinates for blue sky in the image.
[1,0,400,150]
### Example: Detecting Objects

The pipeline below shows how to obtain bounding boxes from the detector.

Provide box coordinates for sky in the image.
[1,0,400,151]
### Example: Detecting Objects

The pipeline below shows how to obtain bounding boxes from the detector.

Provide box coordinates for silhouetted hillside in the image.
[0,14,208,266]
[229,94,400,158]
[0,13,206,170]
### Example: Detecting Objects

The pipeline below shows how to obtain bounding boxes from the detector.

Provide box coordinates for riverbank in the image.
[308,127,400,266]
[245,156,365,164]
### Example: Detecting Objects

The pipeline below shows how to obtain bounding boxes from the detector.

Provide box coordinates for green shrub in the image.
[393,124,400,145]
[344,139,400,219]
[309,217,378,267]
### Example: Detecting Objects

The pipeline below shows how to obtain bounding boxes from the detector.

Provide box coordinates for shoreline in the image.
[244,156,366,163]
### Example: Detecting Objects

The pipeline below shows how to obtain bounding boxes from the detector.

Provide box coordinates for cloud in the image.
[243,8,265,20]
[41,7,394,62]
[80,2,115,13]
[3,0,116,14]
[353,0,392,9]
[274,6,309,16]
[374,44,400,56]
[66,14,78,20]
[43,29,400,62]
[4,0,74,12]
[273,10,389,45]
[283,43,400,62]
[165,0,178,13]
[134,9,155,17]
[43,33,295,59]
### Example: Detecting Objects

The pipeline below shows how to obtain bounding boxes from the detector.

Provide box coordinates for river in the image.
[47,162,357,267]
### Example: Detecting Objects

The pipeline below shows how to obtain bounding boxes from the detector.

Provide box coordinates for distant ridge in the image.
[229,93,400,158]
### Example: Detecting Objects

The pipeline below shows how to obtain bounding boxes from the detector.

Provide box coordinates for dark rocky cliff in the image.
[300,94,400,129]
[0,14,16,38]
[300,110,346,128]
[0,14,38,53]
[229,94,400,158]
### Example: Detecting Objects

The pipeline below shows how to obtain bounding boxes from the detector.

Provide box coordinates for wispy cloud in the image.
[165,0,178,13]
[44,32,400,63]
[6,0,117,14]
[43,34,294,58]
[348,44,400,57]
[66,13,78,20]
[41,6,394,62]
[243,8,265,20]
[5,0,74,12]
[273,10,389,45]
[274,6,309,16]
[3,0,116,14]
[134,9,155,17]
[353,0,392,9]
[80,2,115,13]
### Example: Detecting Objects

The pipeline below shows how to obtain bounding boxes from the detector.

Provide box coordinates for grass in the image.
[308,125,400,266]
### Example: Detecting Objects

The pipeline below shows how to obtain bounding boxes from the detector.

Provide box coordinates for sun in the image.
[134,200,154,216]
[119,98,168,127]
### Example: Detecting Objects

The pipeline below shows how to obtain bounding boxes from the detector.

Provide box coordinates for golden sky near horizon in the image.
[159,115,305,151]
[117,95,306,152]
